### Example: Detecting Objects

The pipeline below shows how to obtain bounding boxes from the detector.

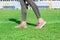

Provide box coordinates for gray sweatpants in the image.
[19,0,41,21]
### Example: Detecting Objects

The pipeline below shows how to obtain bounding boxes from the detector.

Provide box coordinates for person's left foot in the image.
[36,21,46,29]
[15,23,27,28]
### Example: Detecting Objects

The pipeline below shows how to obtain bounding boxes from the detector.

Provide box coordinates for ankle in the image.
[21,21,27,25]
[38,18,44,23]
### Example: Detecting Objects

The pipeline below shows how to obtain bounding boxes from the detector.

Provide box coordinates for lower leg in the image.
[27,0,40,18]
[16,0,27,28]
[19,0,27,21]
[27,0,44,21]
[27,0,46,28]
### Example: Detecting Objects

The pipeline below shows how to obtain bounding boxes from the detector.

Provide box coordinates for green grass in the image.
[0,9,60,40]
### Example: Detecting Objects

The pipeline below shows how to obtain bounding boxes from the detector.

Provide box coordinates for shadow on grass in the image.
[9,18,36,26]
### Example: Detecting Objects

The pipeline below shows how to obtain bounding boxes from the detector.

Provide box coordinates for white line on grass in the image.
[48,21,60,23]
[0,21,15,23]
[0,21,60,24]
